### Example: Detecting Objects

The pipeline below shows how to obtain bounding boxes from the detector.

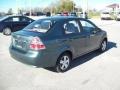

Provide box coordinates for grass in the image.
[88,11,100,19]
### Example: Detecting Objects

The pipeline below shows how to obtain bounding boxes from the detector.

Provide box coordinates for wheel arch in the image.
[2,25,12,32]
[56,50,73,65]
[62,50,73,59]
[103,37,108,42]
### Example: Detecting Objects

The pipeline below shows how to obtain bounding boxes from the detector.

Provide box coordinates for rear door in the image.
[5,16,32,32]
[80,19,102,51]
[63,19,87,57]
[5,16,22,31]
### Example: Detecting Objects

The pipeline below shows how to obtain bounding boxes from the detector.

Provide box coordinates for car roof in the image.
[7,15,27,17]
[42,16,97,28]
[0,15,27,19]
[0,15,34,21]
[39,16,86,21]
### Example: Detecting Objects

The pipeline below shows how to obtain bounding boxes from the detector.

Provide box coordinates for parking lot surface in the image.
[0,19,120,90]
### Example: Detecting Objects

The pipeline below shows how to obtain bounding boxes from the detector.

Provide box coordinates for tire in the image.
[3,27,12,35]
[55,53,71,72]
[98,40,107,52]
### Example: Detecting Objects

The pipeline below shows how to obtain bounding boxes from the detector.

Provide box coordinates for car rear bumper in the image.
[9,46,57,67]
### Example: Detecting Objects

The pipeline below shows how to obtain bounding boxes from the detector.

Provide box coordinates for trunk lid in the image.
[12,30,44,52]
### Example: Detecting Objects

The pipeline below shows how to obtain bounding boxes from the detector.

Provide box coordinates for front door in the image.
[80,19,101,52]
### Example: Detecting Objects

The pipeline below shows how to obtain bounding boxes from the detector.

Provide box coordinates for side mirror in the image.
[96,28,101,31]
[91,30,97,34]
[91,28,99,34]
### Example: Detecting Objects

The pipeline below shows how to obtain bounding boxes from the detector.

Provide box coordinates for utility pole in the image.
[82,0,88,18]
[29,0,32,16]
[73,2,74,12]
[86,0,89,18]
[16,0,19,14]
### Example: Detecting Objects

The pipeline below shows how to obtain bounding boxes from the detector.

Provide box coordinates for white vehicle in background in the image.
[115,12,120,21]
[101,12,112,20]
[28,16,47,20]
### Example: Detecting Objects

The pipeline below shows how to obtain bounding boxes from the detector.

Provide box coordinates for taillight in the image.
[30,37,46,50]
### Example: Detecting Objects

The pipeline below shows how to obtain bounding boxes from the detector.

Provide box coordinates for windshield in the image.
[24,19,53,33]
[0,16,9,21]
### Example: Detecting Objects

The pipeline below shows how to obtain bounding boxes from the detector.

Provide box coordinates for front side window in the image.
[24,19,53,33]
[64,20,80,34]
[20,17,28,22]
[0,16,9,21]
[80,20,95,32]
[20,17,32,22]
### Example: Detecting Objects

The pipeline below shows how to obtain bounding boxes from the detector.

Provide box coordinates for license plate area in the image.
[12,36,28,50]
[15,40,26,49]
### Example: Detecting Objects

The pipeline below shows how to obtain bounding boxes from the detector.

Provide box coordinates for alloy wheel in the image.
[55,53,71,72]
[101,40,107,51]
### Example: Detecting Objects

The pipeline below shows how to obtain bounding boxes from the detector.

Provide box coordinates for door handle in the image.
[80,35,89,38]
[84,35,89,38]
[56,39,68,42]
[90,34,95,37]
[62,39,68,42]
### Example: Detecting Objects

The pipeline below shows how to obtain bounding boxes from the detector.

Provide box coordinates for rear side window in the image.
[64,20,80,34]
[24,19,53,33]
[5,17,20,22]
[12,17,19,21]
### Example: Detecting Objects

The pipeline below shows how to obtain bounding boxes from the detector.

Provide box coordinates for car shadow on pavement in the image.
[45,41,117,72]
[69,41,117,71]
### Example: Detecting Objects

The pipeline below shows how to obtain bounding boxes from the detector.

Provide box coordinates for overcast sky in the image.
[0,0,120,12]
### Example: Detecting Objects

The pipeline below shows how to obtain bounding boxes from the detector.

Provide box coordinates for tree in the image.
[56,0,75,13]
[7,8,13,15]
[43,7,51,13]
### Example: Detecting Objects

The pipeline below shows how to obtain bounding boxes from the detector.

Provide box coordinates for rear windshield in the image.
[24,19,53,33]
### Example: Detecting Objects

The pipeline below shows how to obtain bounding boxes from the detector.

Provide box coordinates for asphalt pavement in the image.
[0,19,120,90]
